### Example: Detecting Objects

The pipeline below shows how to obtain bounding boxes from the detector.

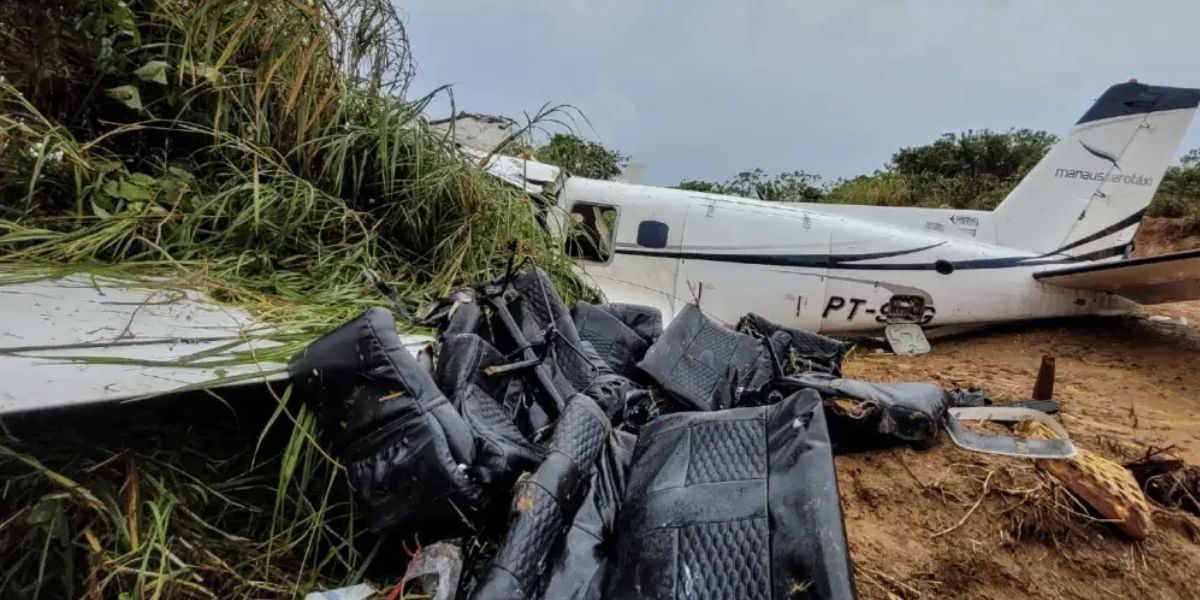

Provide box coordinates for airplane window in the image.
[566,203,617,263]
[636,220,669,249]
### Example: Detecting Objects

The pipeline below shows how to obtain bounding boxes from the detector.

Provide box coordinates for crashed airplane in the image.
[1,80,1198,410]
[519,80,1200,353]
[2,82,1196,600]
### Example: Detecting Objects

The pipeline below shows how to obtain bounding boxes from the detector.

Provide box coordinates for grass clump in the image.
[0,393,365,599]
[0,0,588,332]
[0,1,590,597]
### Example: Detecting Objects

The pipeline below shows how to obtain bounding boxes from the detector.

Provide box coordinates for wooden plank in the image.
[1018,420,1153,539]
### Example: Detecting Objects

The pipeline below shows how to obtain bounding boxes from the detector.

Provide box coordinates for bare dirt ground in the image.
[837,218,1200,600]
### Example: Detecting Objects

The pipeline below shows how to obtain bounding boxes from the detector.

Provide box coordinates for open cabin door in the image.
[563,190,689,320]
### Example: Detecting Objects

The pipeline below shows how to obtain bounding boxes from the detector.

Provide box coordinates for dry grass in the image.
[926,462,1114,545]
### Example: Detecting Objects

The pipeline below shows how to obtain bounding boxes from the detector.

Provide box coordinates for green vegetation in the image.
[1147,149,1200,219]
[831,129,1057,210]
[676,129,1200,218]
[0,0,588,322]
[678,129,1057,209]
[1,396,358,599]
[679,169,824,202]
[0,1,590,598]
[534,133,628,180]
[0,3,1197,596]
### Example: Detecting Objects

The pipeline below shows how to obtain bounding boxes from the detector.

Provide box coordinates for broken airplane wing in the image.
[0,274,288,415]
[0,273,437,416]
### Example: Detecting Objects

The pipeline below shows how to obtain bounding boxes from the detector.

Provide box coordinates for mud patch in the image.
[839,304,1200,599]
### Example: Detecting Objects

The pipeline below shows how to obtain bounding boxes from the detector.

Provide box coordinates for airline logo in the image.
[1054,169,1153,186]
[1054,141,1153,185]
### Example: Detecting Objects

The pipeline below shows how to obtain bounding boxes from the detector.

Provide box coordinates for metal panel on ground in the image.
[0,274,286,415]
[0,274,433,415]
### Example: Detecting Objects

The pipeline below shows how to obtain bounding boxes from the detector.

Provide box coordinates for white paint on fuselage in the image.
[558,177,1135,333]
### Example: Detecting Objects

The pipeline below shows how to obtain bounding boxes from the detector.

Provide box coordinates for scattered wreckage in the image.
[286,265,1149,600]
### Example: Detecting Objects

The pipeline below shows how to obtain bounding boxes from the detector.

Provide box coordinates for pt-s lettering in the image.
[847,298,868,319]
[822,296,844,316]
[823,295,936,324]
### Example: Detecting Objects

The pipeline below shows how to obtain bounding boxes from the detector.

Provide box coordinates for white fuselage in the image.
[557,178,1136,333]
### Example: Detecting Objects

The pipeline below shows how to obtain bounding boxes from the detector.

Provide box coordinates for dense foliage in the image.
[676,129,1200,220]
[1148,148,1200,219]
[533,133,628,180]
[0,0,588,313]
[678,129,1057,209]
[0,1,591,598]
[679,169,824,202]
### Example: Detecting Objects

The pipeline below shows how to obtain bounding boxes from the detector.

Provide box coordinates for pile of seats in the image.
[289,268,951,600]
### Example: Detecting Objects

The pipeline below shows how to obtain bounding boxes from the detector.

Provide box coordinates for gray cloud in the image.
[403,0,1200,185]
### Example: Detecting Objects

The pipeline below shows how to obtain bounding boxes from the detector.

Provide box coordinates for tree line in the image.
[534,130,1200,220]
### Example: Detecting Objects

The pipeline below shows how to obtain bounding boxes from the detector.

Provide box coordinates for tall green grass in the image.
[0,393,369,599]
[0,0,586,320]
[0,1,589,597]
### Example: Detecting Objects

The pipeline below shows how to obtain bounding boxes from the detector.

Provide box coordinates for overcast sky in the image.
[403,0,1200,186]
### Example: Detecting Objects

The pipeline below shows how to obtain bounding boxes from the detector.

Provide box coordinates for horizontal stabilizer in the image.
[1034,249,1200,304]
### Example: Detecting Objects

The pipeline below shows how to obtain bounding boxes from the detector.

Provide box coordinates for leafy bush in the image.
[534,133,628,180]
[678,169,824,202]
[677,128,1200,219]
[824,129,1057,210]
[890,129,1056,181]
[678,129,1058,209]
[823,172,915,207]
[1147,149,1200,219]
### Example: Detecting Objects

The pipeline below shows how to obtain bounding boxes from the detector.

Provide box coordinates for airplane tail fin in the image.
[991,82,1200,257]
